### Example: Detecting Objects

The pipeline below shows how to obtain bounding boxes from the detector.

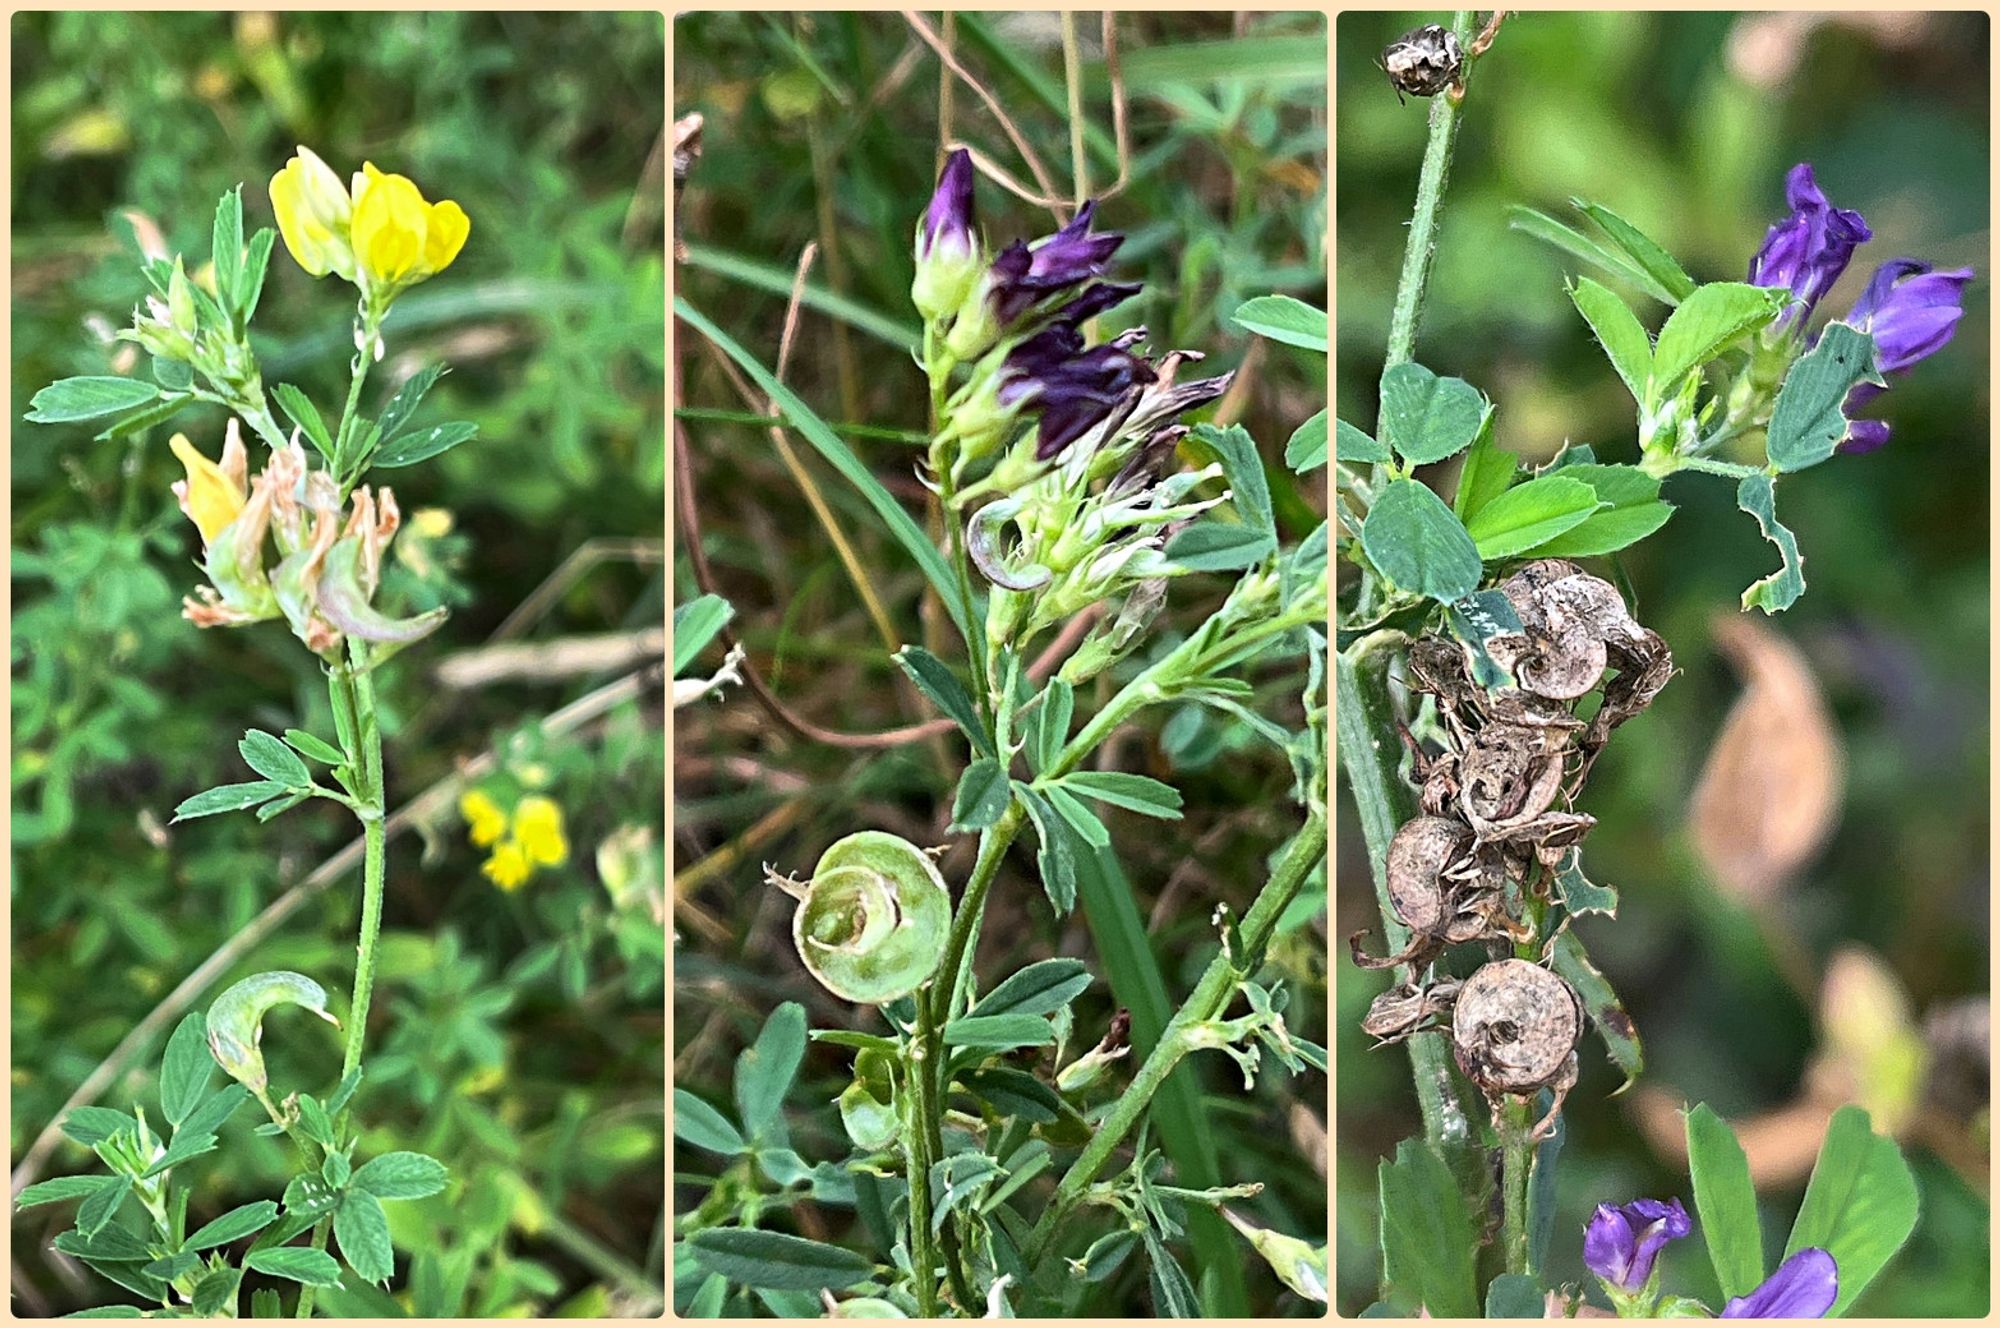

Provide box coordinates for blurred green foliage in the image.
[674,11,1326,1317]
[12,11,666,1315]
[1336,11,1988,1317]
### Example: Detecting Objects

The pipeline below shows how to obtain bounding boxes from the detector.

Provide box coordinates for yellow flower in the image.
[458,789,509,848]
[512,796,568,868]
[170,433,246,545]
[269,146,356,281]
[482,841,532,891]
[350,162,469,295]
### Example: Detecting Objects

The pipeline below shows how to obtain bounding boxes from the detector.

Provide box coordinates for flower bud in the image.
[1583,1197,1690,1293]
[1221,1209,1328,1304]
[912,149,982,324]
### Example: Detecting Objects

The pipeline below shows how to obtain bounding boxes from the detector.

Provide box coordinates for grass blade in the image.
[681,246,918,352]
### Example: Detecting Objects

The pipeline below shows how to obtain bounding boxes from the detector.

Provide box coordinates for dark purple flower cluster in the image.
[1748,162,1973,452]
[998,322,1153,460]
[1582,1197,1690,1291]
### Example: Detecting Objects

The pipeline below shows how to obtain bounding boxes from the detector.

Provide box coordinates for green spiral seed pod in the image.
[790,831,950,1004]
[205,970,339,1096]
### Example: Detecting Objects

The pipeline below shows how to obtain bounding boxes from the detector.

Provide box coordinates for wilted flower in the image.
[1721,1248,1839,1319]
[1748,163,1870,322]
[1838,258,1974,452]
[1583,1197,1691,1292]
[1221,1209,1328,1304]
[175,421,283,630]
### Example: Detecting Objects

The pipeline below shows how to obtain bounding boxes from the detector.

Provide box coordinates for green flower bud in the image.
[1221,1209,1327,1304]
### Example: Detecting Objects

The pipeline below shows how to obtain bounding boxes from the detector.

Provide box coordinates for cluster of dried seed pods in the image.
[1352,560,1672,1136]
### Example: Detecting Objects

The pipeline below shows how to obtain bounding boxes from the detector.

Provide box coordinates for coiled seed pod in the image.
[1450,959,1582,1095]
[1385,816,1472,935]
[205,970,339,1096]
[790,831,951,1004]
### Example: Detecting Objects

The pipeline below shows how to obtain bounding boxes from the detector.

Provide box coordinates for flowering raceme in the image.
[270,146,469,307]
[462,789,569,891]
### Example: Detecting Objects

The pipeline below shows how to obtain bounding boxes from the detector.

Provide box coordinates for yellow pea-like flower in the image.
[482,841,532,892]
[458,789,509,848]
[351,162,469,295]
[269,146,356,281]
[512,796,569,868]
[170,433,246,545]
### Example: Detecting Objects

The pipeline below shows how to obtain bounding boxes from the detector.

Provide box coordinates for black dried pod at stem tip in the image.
[1380,23,1462,102]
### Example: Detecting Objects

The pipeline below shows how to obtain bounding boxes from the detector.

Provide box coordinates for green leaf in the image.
[375,363,446,443]
[191,1267,243,1317]
[1027,679,1073,777]
[1361,479,1482,603]
[1230,295,1326,352]
[674,595,735,676]
[1686,1103,1763,1299]
[335,1191,395,1287]
[941,1013,1056,1053]
[282,729,346,766]
[153,356,195,392]
[1486,1273,1544,1318]
[296,1095,335,1147]
[1445,590,1525,689]
[687,1227,873,1292]
[211,187,243,312]
[349,1151,448,1201]
[1162,520,1276,572]
[139,1131,217,1178]
[326,1068,363,1117]
[1042,783,1111,849]
[1378,1139,1479,1318]
[61,1107,135,1146]
[958,1067,1062,1123]
[1015,786,1077,915]
[1736,474,1805,613]
[371,420,478,469]
[1452,417,1516,522]
[185,1200,280,1251]
[1573,201,1698,302]
[93,393,192,442]
[735,1001,807,1143]
[272,384,335,462]
[143,1251,201,1282]
[26,377,161,424]
[1336,418,1390,466]
[159,1010,215,1128]
[16,1175,116,1209]
[1782,1106,1920,1316]
[1550,930,1643,1085]
[237,229,277,326]
[1528,1090,1566,1277]
[1144,1230,1201,1318]
[238,730,310,788]
[1379,362,1487,465]
[1766,323,1880,472]
[177,1085,250,1140]
[951,758,1011,832]
[1464,474,1602,560]
[677,296,974,638]
[1188,422,1276,548]
[1552,850,1618,917]
[255,792,309,822]
[1652,283,1787,390]
[1508,205,1680,305]
[1520,464,1673,558]
[969,959,1092,1020]
[244,1246,344,1287]
[54,1224,151,1261]
[1569,277,1654,402]
[1058,771,1184,819]
[1285,409,1327,472]
[893,646,995,758]
[77,1176,132,1237]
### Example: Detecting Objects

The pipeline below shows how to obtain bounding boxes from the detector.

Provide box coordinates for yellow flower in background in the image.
[169,433,245,545]
[482,841,531,891]
[269,146,356,281]
[458,789,509,848]
[511,796,569,868]
[351,162,469,294]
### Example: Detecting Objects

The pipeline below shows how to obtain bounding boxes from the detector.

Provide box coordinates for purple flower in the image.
[1749,164,1871,321]
[1000,321,1155,459]
[919,149,977,261]
[1583,1198,1692,1291]
[989,202,1126,326]
[1721,1248,1839,1319]
[1837,258,1974,452]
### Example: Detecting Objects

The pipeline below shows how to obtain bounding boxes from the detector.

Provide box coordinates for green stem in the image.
[1383,10,1478,371]
[906,996,943,1318]
[1021,815,1326,1269]
[1499,1100,1533,1276]
[934,802,1028,1024]
[340,640,388,1086]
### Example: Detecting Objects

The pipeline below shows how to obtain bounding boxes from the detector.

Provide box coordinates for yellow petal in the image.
[268,164,326,277]
[482,841,532,891]
[170,433,247,545]
[269,148,356,280]
[458,789,509,847]
[421,199,469,276]
[512,796,568,867]
[351,169,428,284]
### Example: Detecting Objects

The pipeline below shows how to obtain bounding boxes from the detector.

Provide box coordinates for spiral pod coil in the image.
[790,831,951,1005]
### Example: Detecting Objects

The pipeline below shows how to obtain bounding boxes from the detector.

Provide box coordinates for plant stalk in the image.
[1383,10,1477,370]
[1021,814,1326,1268]
[1499,1100,1534,1276]
[906,993,943,1319]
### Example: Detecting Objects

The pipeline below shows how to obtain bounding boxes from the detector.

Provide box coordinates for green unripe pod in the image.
[790,831,950,1005]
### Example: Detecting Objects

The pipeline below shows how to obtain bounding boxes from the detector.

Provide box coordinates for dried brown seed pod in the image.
[1380,23,1463,101]
[1361,977,1461,1045]
[1451,958,1583,1098]
[1459,724,1567,829]
[1385,816,1473,934]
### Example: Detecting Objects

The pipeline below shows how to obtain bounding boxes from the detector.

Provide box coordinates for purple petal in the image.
[919,149,976,260]
[1847,258,1973,373]
[1749,163,1871,320]
[1583,1197,1692,1291]
[1722,1248,1839,1319]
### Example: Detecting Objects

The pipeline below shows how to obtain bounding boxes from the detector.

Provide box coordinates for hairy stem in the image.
[906,993,943,1318]
[1021,814,1326,1268]
[1499,1100,1534,1276]
[340,641,388,1085]
[935,802,1028,1024]
[1383,10,1477,370]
